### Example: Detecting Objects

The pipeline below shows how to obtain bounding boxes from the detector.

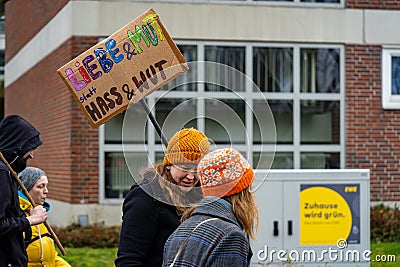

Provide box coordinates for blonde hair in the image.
[224,187,259,239]
[140,162,201,215]
[182,186,259,240]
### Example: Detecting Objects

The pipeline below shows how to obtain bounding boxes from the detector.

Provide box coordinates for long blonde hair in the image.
[225,187,259,239]
[182,186,259,239]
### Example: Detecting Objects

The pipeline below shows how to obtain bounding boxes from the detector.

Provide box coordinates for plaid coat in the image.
[163,196,252,267]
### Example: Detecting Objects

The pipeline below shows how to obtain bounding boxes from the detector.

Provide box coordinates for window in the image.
[205,98,246,144]
[300,48,340,93]
[104,152,147,198]
[252,45,343,171]
[253,47,293,93]
[205,46,246,91]
[254,100,293,144]
[100,42,344,201]
[155,98,197,143]
[300,100,340,144]
[382,48,400,109]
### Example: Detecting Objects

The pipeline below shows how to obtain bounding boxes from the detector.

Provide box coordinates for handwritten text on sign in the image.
[57,8,188,127]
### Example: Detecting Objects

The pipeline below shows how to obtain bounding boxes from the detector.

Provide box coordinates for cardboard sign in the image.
[57,8,188,127]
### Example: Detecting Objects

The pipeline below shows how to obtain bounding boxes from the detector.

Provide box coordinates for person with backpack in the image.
[18,167,71,267]
[163,148,259,267]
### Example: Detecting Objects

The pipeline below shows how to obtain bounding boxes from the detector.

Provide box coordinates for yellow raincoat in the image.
[19,194,71,267]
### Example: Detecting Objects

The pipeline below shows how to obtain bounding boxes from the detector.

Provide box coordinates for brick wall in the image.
[346,0,400,9]
[4,0,69,62]
[346,44,400,201]
[5,36,100,204]
[5,0,400,204]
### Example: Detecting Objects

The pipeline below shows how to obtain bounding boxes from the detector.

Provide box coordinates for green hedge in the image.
[53,224,121,248]
[370,204,400,242]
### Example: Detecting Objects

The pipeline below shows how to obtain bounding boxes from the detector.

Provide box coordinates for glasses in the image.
[174,164,198,173]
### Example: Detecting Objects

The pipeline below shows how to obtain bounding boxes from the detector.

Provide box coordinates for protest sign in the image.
[57,8,188,127]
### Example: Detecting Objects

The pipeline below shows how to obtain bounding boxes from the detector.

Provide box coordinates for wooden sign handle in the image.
[0,152,66,256]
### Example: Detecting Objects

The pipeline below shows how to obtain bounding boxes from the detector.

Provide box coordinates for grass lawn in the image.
[61,247,117,267]
[370,242,400,267]
[59,243,399,266]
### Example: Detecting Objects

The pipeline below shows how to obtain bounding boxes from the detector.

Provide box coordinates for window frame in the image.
[382,47,400,109]
[99,41,345,203]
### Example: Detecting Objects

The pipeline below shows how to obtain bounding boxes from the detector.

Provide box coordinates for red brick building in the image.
[4,0,400,226]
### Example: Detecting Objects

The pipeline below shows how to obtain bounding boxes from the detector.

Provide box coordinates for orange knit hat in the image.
[163,128,210,166]
[198,148,254,198]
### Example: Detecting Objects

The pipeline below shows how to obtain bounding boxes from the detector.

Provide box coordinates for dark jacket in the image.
[163,196,253,267]
[0,115,42,267]
[115,172,181,267]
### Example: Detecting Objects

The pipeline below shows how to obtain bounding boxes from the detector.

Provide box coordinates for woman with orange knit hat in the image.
[115,128,210,267]
[163,148,259,267]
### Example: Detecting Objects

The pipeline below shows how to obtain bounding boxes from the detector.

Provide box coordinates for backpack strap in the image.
[25,233,53,247]
[169,218,220,267]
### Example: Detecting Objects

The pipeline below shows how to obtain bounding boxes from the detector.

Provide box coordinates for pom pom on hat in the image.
[18,167,46,191]
[164,128,210,165]
[198,148,254,198]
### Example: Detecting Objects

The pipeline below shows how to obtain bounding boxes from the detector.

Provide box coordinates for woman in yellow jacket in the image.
[18,167,71,267]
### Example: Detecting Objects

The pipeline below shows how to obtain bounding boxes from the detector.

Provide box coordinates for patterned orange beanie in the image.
[198,148,254,198]
[163,128,210,165]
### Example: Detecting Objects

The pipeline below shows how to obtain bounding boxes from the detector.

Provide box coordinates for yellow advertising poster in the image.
[300,184,360,246]
[57,8,188,128]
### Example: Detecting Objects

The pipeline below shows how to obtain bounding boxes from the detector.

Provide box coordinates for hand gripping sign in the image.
[57,8,188,128]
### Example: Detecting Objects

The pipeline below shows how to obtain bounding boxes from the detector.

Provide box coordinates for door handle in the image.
[288,220,293,236]
[273,221,279,236]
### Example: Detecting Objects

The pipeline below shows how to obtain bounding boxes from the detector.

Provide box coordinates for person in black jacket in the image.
[0,115,48,267]
[163,148,259,267]
[115,128,210,267]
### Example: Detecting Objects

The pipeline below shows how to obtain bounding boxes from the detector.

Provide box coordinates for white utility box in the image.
[252,169,370,266]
